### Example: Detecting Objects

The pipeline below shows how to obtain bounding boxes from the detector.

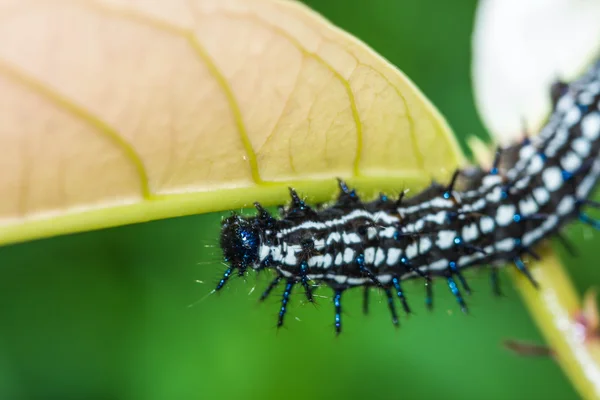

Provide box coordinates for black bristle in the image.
[289,187,306,209]
[384,288,399,327]
[448,261,471,295]
[260,275,282,301]
[333,290,343,335]
[336,178,360,208]
[550,80,569,108]
[392,276,411,314]
[555,232,578,257]
[425,274,433,310]
[513,257,538,288]
[490,266,502,297]
[443,169,461,200]
[490,146,503,175]
[277,280,295,328]
[254,202,275,226]
[300,261,314,303]
[285,188,316,220]
[447,275,468,314]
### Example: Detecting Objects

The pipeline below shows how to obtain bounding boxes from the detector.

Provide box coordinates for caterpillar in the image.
[215,58,600,334]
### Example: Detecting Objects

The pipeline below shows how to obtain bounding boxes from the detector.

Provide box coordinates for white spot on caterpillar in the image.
[271,246,282,262]
[545,127,568,157]
[542,167,563,192]
[482,174,502,187]
[323,254,332,269]
[367,227,378,240]
[571,137,591,158]
[514,177,530,190]
[284,250,297,265]
[342,232,361,244]
[532,187,550,205]
[582,112,600,140]
[414,220,425,231]
[334,253,343,266]
[472,198,486,210]
[380,227,396,239]
[374,275,392,284]
[519,144,535,160]
[436,230,455,250]
[314,239,325,251]
[430,198,454,209]
[346,277,363,285]
[364,247,375,264]
[420,237,432,253]
[527,154,544,174]
[405,243,418,259]
[557,95,574,113]
[496,204,515,226]
[564,107,581,126]
[343,248,354,263]
[561,151,582,172]
[375,248,386,266]
[259,245,270,261]
[308,256,320,268]
[462,223,479,242]
[427,211,447,225]
[387,248,402,265]
[588,82,600,96]
[495,238,515,253]
[326,232,341,244]
[479,216,495,234]
[579,91,595,105]
[557,196,575,215]
[486,186,502,202]
[427,259,447,272]
[519,197,538,216]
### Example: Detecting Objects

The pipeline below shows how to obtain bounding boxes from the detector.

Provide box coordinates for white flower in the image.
[472,0,600,145]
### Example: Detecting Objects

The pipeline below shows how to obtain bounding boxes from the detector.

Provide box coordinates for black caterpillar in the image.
[215,58,600,334]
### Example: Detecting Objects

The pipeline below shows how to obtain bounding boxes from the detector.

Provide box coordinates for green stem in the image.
[512,244,600,400]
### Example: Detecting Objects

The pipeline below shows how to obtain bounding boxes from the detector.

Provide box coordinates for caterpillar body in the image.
[215,58,600,334]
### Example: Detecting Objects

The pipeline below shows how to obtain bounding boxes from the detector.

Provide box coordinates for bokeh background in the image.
[0,0,598,399]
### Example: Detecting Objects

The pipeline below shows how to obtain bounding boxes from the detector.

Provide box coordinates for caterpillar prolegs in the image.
[216,58,600,334]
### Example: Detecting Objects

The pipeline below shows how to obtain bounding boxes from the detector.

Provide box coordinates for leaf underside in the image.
[0,0,464,246]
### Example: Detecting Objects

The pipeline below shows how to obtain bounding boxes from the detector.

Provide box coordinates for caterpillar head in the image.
[220,214,261,273]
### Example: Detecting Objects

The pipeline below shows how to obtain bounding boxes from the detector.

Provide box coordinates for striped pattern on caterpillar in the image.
[215,58,600,334]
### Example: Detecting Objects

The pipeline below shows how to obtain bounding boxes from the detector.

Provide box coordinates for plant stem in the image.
[512,244,600,400]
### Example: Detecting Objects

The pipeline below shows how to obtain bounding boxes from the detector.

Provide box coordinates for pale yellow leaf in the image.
[0,0,465,245]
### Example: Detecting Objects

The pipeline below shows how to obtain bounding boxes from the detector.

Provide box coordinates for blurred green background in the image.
[0,0,598,399]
